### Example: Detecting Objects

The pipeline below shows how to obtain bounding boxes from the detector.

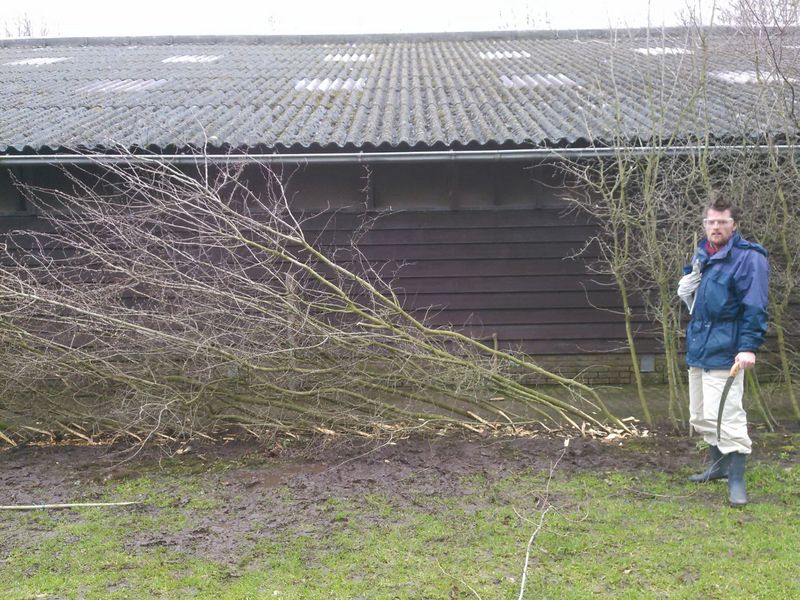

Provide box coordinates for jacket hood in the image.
[732,234,768,257]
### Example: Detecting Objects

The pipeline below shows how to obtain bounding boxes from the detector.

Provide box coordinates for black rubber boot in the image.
[727,452,748,507]
[688,445,729,482]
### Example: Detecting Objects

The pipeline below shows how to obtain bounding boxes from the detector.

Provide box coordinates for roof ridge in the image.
[0,26,731,49]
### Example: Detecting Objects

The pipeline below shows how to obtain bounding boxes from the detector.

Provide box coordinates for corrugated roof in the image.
[0,29,796,154]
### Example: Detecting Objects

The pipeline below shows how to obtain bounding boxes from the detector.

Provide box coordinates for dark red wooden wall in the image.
[0,161,657,362]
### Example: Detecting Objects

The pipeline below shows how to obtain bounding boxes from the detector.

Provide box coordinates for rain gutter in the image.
[0,145,797,167]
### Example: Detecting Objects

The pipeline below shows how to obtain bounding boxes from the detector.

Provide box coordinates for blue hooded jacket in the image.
[685,233,769,369]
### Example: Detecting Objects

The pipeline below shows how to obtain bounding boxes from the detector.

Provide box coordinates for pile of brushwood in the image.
[0,156,630,445]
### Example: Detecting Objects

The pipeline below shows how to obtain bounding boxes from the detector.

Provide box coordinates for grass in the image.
[1,435,798,599]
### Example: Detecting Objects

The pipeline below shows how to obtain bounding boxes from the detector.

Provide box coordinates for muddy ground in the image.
[1,427,797,565]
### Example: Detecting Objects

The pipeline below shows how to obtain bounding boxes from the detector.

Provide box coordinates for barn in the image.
[1,28,795,384]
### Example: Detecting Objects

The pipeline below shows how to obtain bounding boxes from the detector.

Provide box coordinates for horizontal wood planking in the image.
[0,206,659,358]
[493,338,662,355]
[456,323,658,341]
[317,242,597,261]
[308,209,653,354]
[390,290,640,310]
[298,209,593,230]
[349,258,593,277]
[390,274,614,293]
[306,225,597,245]
[415,307,635,326]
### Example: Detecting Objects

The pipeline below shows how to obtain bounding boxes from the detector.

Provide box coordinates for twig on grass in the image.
[516,441,569,600]
[618,485,700,500]
[317,433,398,476]
[436,558,483,600]
[516,505,553,599]
[0,501,142,511]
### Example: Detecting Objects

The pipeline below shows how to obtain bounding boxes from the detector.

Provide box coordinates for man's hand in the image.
[677,261,702,312]
[736,351,756,369]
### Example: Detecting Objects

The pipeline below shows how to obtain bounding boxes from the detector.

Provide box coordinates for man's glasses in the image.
[703,218,734,227]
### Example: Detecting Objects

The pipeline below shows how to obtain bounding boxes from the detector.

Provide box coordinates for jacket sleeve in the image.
[734,250,769,352]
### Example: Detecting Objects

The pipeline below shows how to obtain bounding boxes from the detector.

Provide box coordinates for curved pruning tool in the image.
[716,362,741,442]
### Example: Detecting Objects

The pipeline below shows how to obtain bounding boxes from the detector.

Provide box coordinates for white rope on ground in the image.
[0,501,142,511]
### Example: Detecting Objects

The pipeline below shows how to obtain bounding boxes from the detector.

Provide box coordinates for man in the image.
[677,194,769,507]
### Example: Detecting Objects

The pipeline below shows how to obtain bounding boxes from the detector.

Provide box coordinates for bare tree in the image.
[2,13,48,38]
[558,24,719,427]
[563,10,800,428]
[720,0,800,422]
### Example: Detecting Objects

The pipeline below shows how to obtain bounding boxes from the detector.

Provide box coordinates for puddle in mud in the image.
[220,462,328,489]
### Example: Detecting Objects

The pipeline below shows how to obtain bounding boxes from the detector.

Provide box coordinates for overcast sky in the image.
[1,0,722,38]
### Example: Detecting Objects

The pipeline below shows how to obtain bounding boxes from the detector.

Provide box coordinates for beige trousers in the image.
[688,367,751,455]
